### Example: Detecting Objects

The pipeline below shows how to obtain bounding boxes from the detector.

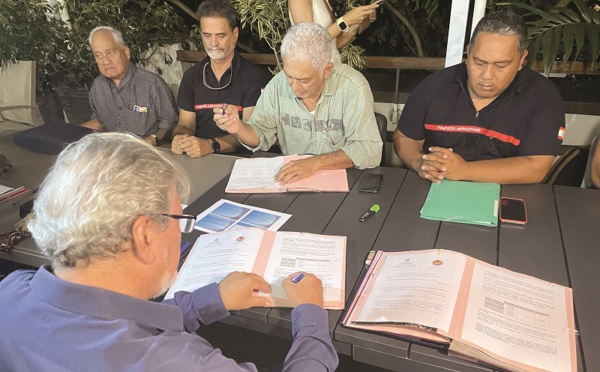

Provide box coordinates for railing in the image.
[176,50,599,75]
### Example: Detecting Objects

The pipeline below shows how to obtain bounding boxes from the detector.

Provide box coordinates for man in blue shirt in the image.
[0,133,338,371]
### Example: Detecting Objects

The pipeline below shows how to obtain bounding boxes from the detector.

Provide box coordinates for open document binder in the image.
[341,249,577,372]
[165,228,346,309]
[225,155,349,193]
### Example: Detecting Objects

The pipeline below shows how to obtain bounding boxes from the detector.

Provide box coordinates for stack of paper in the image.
[0,184,29,204]
[420,180,500,227]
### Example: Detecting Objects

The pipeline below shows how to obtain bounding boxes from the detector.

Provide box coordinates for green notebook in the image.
[420,180,500,227]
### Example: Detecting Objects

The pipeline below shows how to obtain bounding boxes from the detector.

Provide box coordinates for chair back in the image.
[582,135,600,188]
[374,112,387,166]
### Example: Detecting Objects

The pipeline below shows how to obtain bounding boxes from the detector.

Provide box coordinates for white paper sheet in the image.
[354,250,466,332]
[164,229,264,299]
[262,232,345,302]
[460,263,573,372]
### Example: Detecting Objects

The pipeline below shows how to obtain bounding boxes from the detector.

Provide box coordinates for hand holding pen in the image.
[282,272,324,307]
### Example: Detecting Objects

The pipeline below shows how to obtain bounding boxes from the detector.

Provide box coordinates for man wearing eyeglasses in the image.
[0,132,338,371]
[81,26,178,146]
[171,0,270,158]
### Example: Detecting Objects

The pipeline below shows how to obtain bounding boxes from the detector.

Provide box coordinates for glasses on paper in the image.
[202,62,232,90]
[161,213,196,233]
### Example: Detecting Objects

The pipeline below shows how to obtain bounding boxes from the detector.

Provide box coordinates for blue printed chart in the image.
[194,199,291,233]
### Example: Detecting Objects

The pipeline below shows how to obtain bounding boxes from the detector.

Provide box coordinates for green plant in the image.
[499,0,600,75]
[0,0,189,91]
[231,0,369,71]
[61,0,188,87]
[0,0,68,93]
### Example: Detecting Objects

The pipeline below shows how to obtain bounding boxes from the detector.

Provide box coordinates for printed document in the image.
[165,229,346,309]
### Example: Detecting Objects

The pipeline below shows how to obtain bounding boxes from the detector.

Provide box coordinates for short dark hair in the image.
[196,0,238,31]
[470,11,528,55]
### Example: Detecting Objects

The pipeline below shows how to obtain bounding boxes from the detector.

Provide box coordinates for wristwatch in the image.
[337,17,349,33]
[210,138,221,153]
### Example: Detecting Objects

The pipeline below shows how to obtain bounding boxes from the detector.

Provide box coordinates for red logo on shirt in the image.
[558,127,566,141]
[194,103,243,111]
[424,124,521,146]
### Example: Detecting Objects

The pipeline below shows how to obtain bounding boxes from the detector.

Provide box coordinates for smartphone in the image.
[500,197,527,225]
[358,173,383,193]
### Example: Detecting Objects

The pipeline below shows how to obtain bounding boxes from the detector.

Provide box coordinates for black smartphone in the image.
[500,197,527,225]
[358,173,383,193]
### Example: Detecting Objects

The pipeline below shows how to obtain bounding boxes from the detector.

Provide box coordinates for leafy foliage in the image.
[0,0,67,92]
[499,0,600,74]
[231,0,290,72]
[0,0,188,90]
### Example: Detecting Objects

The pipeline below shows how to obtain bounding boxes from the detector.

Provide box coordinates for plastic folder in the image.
[420,180,500,227]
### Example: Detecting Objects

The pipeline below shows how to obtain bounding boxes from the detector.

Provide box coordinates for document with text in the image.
[225,155,349,193]
[342,250,577,372]
[165,229,346,309]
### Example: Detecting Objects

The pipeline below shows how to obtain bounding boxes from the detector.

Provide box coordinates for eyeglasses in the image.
[161,213,196,233]
[202,61,232,90]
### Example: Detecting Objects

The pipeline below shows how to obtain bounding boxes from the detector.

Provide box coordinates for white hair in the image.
[88,26,126,47]
[280,22,333,73]
[28,132,190,268]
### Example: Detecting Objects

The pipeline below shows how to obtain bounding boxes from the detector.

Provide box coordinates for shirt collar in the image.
[31,266,185,332]
[103,63,136,91]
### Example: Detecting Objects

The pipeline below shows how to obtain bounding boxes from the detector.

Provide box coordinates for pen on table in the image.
[359,204,380,222]
[291,273,305,284]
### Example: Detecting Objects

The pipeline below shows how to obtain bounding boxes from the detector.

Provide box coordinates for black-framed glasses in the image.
[202,61,232,90]
[161,213,196,233]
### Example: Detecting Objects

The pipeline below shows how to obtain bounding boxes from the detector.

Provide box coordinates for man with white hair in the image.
[0,133,338,371]
[214,22,382,185]
[81,26,178,146]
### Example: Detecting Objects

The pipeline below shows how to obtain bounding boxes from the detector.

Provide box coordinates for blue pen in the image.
[291,273,305,284]
[180,241,191,254]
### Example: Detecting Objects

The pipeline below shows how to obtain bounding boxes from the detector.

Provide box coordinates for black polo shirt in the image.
[177,52,270,139]
[397,63,565,161]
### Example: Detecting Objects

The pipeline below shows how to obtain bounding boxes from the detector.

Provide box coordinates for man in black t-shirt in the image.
[171,0,270,158]
[394,11,565,184]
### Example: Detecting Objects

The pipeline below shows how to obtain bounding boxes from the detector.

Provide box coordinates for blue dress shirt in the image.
[0,267,338,371]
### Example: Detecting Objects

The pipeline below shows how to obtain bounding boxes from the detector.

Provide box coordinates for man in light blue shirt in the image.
[0,133,338,371]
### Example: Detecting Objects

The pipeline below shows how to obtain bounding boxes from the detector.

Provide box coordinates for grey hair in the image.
[470,11,528,55]
[281,22,332,73]
[88,26,126,48]
[28,133,190,268]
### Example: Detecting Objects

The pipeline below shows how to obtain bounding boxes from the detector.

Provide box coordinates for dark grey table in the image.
[2,134,596,371]
[0,129,238,266]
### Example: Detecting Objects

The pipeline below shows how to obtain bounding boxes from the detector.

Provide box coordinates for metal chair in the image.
[374,112,387,166]
[582,135,600,188]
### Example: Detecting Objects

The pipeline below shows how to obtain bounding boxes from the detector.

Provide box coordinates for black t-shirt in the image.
[397,63,565,161]
[177,52,271,139]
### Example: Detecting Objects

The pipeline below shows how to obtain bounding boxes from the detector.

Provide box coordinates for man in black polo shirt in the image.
[171,0,270,158]
[394,11,565,184]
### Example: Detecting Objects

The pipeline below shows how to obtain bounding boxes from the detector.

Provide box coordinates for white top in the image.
[289,0,342,63]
